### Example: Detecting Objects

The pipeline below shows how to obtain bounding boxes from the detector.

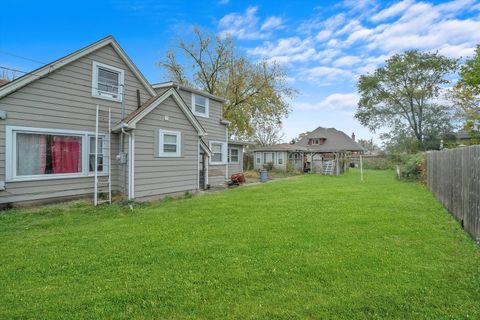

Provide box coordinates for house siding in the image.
[133,96,199,199]
[0,44,153,204]
[176,88,228,186]
[228,145,243,175]
[254,151,288,171]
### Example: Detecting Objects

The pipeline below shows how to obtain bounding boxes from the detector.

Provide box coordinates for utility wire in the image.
[0,50,46,65]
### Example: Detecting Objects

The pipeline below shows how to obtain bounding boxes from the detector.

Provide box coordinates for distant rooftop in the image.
[253,127,364,153]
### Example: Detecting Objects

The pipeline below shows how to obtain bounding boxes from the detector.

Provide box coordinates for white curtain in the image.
[16,133,44,175]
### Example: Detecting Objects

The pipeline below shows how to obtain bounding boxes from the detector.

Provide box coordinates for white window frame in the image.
[191,93,209,118]
[209,141,227,165]
[5,126,107,182]
[159,129,181,157]
[256,152,261,164]
[228,147,239,164]
[92,61,125,102]
[277,152,284,165]
[88,135,108,174]
[264,152,274,164]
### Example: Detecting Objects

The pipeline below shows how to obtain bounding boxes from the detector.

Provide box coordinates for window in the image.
[89,136,106,173]
[159,130,181,157]
[256,153,261,164]
[264,152,274,164]
[15,132,82,177]
[209,141,226,164]
[229,148,239,163]
[277,152,284,165]
[6,127,108,181]
[192,94,209,117]
[92,61,124,102]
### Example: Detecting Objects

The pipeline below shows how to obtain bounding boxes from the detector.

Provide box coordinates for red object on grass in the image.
[230,173,246,184]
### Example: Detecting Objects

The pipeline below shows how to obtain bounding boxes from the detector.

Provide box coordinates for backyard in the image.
[1,170,479,319]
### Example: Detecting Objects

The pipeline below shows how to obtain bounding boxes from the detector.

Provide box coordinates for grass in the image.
[1,170,479,319]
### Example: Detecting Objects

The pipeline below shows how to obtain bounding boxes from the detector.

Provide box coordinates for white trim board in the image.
[118,88,206,136]
[0,36,156,99]
[158,129,182,157]
[91,61,125,102]
[5,126,107,182]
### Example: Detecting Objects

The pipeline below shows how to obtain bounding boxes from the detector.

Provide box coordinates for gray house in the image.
[0,36,244,206]
[253,127,364,174]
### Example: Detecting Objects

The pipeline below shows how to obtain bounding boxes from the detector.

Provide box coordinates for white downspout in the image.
[122,128,133,200]
[225,127,229,181]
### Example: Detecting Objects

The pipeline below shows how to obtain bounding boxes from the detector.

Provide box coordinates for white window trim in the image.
[191,93,209,118]
[255,152,261,164]
[88,135,108,174]
[228,148,240,164]
[264,152,274,164]
[277,152,284,165]
[209,141,227,165]
[5,126,107,182]
[159,129,182,157]
[92,61,125,102]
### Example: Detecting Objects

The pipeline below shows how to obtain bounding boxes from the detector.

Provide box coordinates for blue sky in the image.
[1,0,480,142]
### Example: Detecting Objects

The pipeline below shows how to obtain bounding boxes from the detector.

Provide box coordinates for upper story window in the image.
[192,94,209,118]
[308,138,326,145]
[92,61,124,102]
[159,130,181,157]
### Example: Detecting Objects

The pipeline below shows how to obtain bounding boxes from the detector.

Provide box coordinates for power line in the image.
[0,50,46,65]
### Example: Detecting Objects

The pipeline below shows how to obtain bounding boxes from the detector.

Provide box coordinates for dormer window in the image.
[308,138,326,145]
[92,61,124,102]
[192,94,209,118]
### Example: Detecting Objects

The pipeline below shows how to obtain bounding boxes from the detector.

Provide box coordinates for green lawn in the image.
[1,170,479,319]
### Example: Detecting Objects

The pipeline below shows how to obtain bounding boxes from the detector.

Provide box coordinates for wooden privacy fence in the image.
[426,145,480,242]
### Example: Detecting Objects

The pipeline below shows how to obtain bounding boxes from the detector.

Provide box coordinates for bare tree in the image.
[253,121,285,146]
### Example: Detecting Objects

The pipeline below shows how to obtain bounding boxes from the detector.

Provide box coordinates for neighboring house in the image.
[0,36,244,206]
[253,127,364,174]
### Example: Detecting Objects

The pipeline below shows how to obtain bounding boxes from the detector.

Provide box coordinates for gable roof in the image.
[152,81,227,103]
[114,87,206,136]
[0,36,156,99]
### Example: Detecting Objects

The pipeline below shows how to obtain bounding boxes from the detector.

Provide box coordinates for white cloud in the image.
[218,7,261,40]
[218,7,283,40]
[333,55,362,67]
[315,30,332,42]
[295,93,359,110]
[247,37,318,64]
[371,0,414,22]
[261,16,283,31]
[299,66,354,84]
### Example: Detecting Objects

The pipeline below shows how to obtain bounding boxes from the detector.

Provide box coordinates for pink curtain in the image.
[52,136,81,174]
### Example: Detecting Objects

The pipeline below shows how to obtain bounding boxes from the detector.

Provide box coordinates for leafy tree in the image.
[159,28,295,137]
[357,138,381,154]
[355,50,458,151]
[451,45,480,143]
